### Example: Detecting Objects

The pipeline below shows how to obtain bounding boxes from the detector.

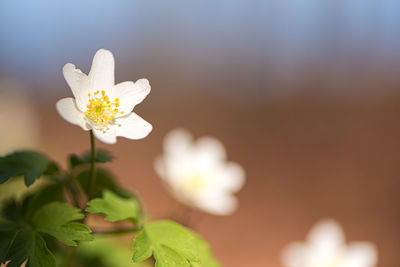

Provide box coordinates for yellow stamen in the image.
[84,90,124,129]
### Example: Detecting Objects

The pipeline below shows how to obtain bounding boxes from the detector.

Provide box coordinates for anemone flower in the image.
[282,219,377,267]
[56,49,152,144]
[155,128,245,215]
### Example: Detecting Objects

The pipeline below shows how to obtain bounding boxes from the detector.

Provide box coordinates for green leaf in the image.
[26,183,65,217]
[132,221,220,267]
[0,230,15,262]
[69,154,83,168]
[77,236,150,267]
[32,202,93,246]
[84,149,114,163]
[0,229,56,267]
[69,149,114,168]
[1,197,32,227]
[0,151,55,187]
[86,190,141,224]
[44,162,60,176]
[0,183,64,229]
[192,234,221,267]
[76,167,119,196]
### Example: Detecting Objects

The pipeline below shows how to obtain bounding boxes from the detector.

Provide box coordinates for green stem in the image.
[88,130,96,200]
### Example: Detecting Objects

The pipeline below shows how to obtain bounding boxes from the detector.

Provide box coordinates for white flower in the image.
[56,49,152,144]
[154,128,245,215]
[281,219,378,267]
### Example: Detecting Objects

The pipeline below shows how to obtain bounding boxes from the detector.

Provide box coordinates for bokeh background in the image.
[1,1,400,266]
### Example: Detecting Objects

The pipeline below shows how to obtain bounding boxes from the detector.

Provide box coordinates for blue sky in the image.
[0,0,399,93]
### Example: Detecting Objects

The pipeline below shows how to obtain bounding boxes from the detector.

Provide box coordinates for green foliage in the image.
[32,202,93,246]
[191,235,221,267]
[0,144,219,267]
[76,167,119,196]
[0,194,92,266]
[77,236,151,267]
[132,221,220,267]
[1,197,32,228]
[69,149,114,168]
[27,183,64,214]
[0,151,57,187]
[0,229,56,267]
[86,190,141,224]
[0,192,63,267]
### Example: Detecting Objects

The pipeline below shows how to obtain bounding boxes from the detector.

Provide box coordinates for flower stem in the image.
[88,130,96,199]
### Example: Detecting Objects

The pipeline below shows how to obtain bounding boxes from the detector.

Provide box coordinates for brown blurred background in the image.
[1,1,400,266]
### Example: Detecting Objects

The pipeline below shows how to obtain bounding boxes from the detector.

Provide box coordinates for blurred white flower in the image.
[56,49,152,144]
[282,219,377,267]
[155,128,245,215]
[0,81,40,155]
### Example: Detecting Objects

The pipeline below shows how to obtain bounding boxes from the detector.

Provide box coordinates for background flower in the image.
[155,128,245,215]
[281,219,378,267]
[56,49,152,144]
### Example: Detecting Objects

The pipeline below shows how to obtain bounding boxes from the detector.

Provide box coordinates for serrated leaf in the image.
[76,167,119,196]
[0,229,56,267]
[86,190,140,224]
[32,202,93,246]
[132,221,220,267]
[0,151,55,187]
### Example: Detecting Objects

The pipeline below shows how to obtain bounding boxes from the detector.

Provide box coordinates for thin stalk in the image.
[88,130,96,200]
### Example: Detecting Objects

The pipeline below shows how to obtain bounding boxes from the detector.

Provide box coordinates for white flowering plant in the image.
[281,219,377,267]
[0,49,223,267]
[0,49,378,267]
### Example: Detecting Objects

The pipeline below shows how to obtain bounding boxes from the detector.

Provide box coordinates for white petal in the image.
[214,162,245,192]
[343,242,377,267]
[194,136,227,171]
[196,192,237,215]
[115,112,152,140]
[56,98,89,130]
[62,63,89,111]
[281,242,307,267]
[307,219,345,252]
[112,79,151,116]
[163,128,193,156]
[88,49,115,91]
[93,128,117,144]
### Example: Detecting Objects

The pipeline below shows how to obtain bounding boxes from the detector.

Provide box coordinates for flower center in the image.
[85,90,124,130]
[183,173,207,194]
